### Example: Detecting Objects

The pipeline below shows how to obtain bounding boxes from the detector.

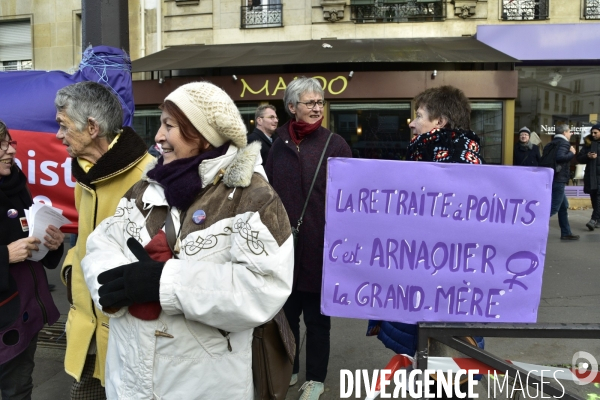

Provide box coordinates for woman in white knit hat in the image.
[80,81,294,399]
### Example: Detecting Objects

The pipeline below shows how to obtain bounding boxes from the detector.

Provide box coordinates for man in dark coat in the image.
[576,124,600,230]
[513,126,541,166]
[247,104,278,166]
[550,124,579,240]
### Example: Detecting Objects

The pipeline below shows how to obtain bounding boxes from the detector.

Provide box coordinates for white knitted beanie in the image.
[165,82,247,148]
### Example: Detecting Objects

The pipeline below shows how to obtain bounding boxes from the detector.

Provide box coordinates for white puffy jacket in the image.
[82,142,293,399]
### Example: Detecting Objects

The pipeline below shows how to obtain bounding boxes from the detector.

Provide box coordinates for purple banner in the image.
[321,158,553,323]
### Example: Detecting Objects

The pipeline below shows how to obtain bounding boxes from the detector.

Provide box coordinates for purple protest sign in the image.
[321,158,553,323]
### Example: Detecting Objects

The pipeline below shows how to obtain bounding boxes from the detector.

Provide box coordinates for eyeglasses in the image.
[0,140,16,151]
[259,115,279,120]
[297,100,326,109]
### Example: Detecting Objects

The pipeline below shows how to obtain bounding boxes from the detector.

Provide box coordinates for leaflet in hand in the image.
[24,203,71,261]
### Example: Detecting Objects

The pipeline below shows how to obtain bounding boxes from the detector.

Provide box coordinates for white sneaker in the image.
[290,373,298,386]
[298,381,324,400]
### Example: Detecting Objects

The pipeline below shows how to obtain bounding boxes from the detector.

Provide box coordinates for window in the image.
[572,100,581,115]
[544,91,549,110]
[501,0,548,20]
[471,102,503,165]
[330,102,412,160]
[0,19,32,71]
[350,0,445,23]
[584,0,600,19]
[554,93,559,112]
[132,109,162,148]
[515,66,600,138]
[241,0,283,29]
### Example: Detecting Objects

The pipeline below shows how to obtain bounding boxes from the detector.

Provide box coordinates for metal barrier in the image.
[416,322,600,400]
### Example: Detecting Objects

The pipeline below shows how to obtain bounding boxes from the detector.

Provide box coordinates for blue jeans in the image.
[0,334,37,400]
[550,182,572,237]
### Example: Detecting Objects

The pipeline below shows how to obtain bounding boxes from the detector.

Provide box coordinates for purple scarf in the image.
[147,144,229,210]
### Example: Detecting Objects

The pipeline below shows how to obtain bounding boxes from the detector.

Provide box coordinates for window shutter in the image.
[0,20,32,62]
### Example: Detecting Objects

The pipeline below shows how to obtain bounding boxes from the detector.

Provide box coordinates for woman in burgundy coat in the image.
[265,77,351,400]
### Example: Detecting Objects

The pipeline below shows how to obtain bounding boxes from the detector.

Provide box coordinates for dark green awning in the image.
[132,37,517,73]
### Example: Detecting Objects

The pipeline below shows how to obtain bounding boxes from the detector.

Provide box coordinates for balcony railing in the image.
[351,0,445,23]
[584,0,600,19]
[241,4,283,29]
[501,0,548,20]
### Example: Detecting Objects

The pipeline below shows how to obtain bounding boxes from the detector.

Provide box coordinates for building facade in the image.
[1,0,599,165]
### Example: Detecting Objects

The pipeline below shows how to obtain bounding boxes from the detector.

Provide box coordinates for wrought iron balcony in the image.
[241,4,283,29]
[350,0,445,23]
[584,0,600,19]
[501,0,548,21]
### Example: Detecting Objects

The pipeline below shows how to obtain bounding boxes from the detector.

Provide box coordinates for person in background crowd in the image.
[369,86,484,399]
[266,77,352,400]
[0,120,65,399]
[513,126,541,166]
[248,104,278,166]
[576,124,600,231]
[81,81,293,399]
[55,81,155,399]
[550,124,579,241]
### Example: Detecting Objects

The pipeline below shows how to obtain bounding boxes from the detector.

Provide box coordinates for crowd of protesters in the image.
[0,78,592,400]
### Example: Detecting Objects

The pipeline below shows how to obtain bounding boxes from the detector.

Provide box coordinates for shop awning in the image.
[131,37,517,73]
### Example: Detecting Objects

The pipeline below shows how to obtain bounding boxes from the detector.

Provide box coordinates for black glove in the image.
[98,238,165,309]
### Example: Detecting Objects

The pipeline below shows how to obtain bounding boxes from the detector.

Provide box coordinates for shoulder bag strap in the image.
[293,132,333,235]
[165,209,179,256]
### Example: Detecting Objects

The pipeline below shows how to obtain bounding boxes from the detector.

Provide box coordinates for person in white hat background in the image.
[80,81,294,399]
[513,126,541,166]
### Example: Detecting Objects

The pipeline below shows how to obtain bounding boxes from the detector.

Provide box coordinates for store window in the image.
[132,109,161,148]
[471,102,503,165]
[514,66,600,145]
[514,65,600,174]
[330,102,412,160]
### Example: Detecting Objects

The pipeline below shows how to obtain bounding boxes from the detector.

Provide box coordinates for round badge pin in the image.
[192,210,206,225]
[7,209,18,218]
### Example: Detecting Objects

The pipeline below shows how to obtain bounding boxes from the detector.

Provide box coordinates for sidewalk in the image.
[32,209,600,399]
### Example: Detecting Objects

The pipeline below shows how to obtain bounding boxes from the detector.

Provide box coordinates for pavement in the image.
[31,208,600,400]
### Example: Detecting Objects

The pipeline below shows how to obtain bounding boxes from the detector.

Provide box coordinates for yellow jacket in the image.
[61,128,155,385]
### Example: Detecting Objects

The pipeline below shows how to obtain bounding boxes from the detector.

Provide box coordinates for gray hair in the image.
[0,119,8,141]
[255,104,276,120]
[54,81,123,141]
[555,124,570,136]
[283,77,325,117]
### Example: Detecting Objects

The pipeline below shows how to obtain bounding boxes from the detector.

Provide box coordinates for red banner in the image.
[12,129,78,233]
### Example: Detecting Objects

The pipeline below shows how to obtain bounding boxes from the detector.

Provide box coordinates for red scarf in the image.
[288,117,323,145]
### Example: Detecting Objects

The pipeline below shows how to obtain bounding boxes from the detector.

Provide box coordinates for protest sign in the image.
[321,158,552,323]
[0,46,134,232]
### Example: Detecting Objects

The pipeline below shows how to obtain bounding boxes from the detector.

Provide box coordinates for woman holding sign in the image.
[369,86,484,399]
[0,119,64,398]
[266,77,352,400]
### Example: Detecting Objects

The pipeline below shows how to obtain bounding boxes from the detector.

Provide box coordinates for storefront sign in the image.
[321,158,552,323]
[540,125,590,135]
[240,75,349,98]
